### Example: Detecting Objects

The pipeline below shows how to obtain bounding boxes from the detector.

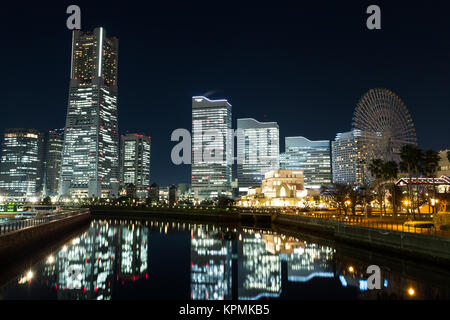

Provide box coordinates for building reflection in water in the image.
[238,232,282,300]
[8,220,450,300]
[189,226,335,300]
[190,225,233,300]
[14,220,149,300]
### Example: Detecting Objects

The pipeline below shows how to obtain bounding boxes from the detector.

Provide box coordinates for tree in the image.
[422,149,441,213]
[400,145,423,219]
[368,159,384,180]
[368,159,388,216]
[447,150,450,162]
[348,187,361,215]
[387,185,403,214]
[216,195,234,209]
[382,161,399,214]
[41,196,52,205]
[327,184,352,214]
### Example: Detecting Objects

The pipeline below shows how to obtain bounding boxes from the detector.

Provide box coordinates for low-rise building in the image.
[237,169,307,207]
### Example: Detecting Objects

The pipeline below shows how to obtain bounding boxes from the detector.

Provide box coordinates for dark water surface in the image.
[0,218,449,300]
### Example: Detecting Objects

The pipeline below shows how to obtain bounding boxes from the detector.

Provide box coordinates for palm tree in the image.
[383,161,399,214]
[400,145,423,219]
[368,159,387,216]
[368,159,398,214]
[423,150,441,213]
[368,159,384,180]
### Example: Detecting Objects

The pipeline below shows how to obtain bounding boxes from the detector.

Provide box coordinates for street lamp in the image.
[403,199,410,214]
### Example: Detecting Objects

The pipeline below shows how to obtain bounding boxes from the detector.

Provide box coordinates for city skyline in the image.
[0,1,449,187]
[1,1,450,307]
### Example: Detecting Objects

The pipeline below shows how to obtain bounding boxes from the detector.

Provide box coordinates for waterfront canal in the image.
[0,218,449,300]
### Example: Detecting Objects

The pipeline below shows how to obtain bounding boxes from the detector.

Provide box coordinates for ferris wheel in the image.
[352,88,417,163]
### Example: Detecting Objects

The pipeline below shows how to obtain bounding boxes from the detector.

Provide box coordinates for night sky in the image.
[0,0,449,186]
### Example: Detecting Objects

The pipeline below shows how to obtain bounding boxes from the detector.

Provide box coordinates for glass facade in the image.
[331,130,365,185]
[191,96,232,200]
[0,128,44,200]
[283,136,331,189]
[60,28,119,198]
[120,134,151,198]
[236,118,279,192]
[43,129,64,197]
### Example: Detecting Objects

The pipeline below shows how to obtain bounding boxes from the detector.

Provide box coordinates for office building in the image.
[191,96,232,200]
[60,27,119,198]
[148,183,159,203]
[331,130,365,185]
[43,129,64,197]
[0,128,44,200]
[169,184,178,205]
[283,136,331,189]
[120,133,151,198]
[236,118,279,193]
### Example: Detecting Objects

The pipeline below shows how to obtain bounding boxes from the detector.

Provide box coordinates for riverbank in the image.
[0,209,91,257]
[274,214,450,266]
[90,206,272,226]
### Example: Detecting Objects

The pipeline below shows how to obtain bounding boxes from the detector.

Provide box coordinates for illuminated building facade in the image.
[43,129,64,197]
[236,118,279,193]
[57,221,117,300]
[238,169,306,207]
[331,130,365,185]
[285,242,334,283]
[120,134,151,198]
[190,227,233,300]
[238,233,281,300]
[283,136,331,189]
[60,27,119,198]
[0,128,44,200]
[117,224,148,280]
[191,96,232,200]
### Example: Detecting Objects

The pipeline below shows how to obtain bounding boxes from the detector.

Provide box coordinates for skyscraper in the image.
[331,130,365,185]
[120,133,151,198]
[191,96,232,200]
[283,136,332,189]
[236,118,279,193]
[43,129,64,197]
[0,128,44,200]
[60,28,119,198]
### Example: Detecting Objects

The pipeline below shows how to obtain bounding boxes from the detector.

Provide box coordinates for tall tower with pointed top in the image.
[60,27,119,198]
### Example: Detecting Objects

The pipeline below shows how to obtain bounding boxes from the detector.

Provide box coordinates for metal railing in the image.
[0,209,88,236]
[282,211,450,238]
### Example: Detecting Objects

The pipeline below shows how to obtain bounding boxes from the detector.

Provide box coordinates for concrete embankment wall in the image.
[0,210,91,258]
[275,214,450,265]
